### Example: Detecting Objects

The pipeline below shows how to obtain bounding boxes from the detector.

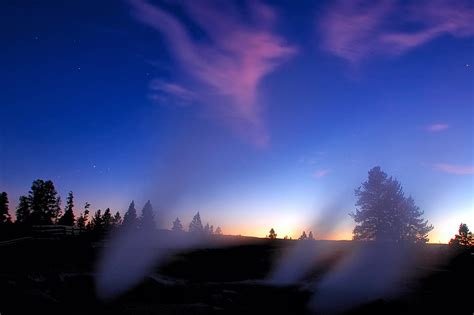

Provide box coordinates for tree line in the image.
[0,179,222,237]
[1,167,472,246]
[265,167,471,246]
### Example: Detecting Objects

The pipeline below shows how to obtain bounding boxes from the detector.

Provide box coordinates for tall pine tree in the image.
[268,228,277,239]
[140,200,156,231]
[449,223,474,247]
[0,192,11,224]
[112,211,122,226]
[172,217,183,232]
[28,179,61,225]
[90,209,104,232]
[76,202,90,230]
[58,191,75,226]
[189,212,203,233]
[16,195,31,225]
[123,200,138,229]
[103,208,113,229]
[350,167,433,242]
[299,231,308,240]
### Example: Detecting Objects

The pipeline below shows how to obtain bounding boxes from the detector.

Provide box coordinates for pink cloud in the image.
[434,163,474,175]
[320,0,474,63]
[313,169,331,178]
[129,0,297,147]
[426,123,449,132]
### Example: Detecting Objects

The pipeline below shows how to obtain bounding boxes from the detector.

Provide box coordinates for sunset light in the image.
[1,0,473,314]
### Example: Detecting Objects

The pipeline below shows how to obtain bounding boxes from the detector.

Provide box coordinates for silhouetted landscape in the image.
[1,0,473,314]
[1,167,473,314]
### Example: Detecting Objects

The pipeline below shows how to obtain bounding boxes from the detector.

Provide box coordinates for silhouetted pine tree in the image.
[449,223,473,247]
[76,202,90,231]
[299,231,308,240]
[54,196,62,224]
[172,217,183,232]
[140,200,156,231]
[268,228,277,239]
[0,192,11,224]
[189,212,203,233]
[112,211,122,226]
[90,209,104,232]
[103,208,112,229]
[308,231,314,240]
[123,201,138,229]
[215,226,222,235]
[210,225,214,234]
[204,223,210,234]
[28,179,62,225]
[58,191,75,226]
[350,167,433,242]
[16,196,31,225]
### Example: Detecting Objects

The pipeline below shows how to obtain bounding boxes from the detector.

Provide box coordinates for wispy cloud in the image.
[434,163,474,175]
[320,0,474,63]
[149,80,197,106]
[129,0,297,147]
[426,123,449,132]
[313,169,331,178]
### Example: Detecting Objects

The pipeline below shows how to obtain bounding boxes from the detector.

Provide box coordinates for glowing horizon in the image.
[1,0,472,245]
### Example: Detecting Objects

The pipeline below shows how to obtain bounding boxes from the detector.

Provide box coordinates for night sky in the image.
[1,0,473,242]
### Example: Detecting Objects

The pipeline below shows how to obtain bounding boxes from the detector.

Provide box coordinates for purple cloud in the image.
[129,0,297,147]
[426,123,449,132]
[434,163,474,175]
[320,0,474,63]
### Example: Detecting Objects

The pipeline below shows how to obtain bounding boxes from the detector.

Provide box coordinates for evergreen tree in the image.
[28,179,62,225]
[90,209,104,232]
[112,211,122,226]
[215,226,222,235]
[16,195,31,225]
[308,231,314,240]
[53,196,62,224]
[209,225,214,235]
[140,200,156,231]
[268,228,277,239]
[189,212,203,233]
[172,217,183,232]
[58,191,75,226]
[76,202,90,230]
[204,223,210,234]
[350,167,433,242]
[449,223,474,247]
[123,201,138,229]
[102,208,112,229]
[0,192,11,224]
[299,231,308,240]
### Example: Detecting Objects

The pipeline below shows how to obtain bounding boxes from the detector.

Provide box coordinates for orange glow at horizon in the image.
[221,223,460,244]
[221,225,353,241]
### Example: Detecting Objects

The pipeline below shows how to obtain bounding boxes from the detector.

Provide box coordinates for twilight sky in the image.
[1,0,473,242]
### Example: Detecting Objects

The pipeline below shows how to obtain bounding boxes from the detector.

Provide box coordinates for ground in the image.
[0,236,472,314]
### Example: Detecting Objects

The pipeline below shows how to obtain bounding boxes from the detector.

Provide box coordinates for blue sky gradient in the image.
[1,0,473,241]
